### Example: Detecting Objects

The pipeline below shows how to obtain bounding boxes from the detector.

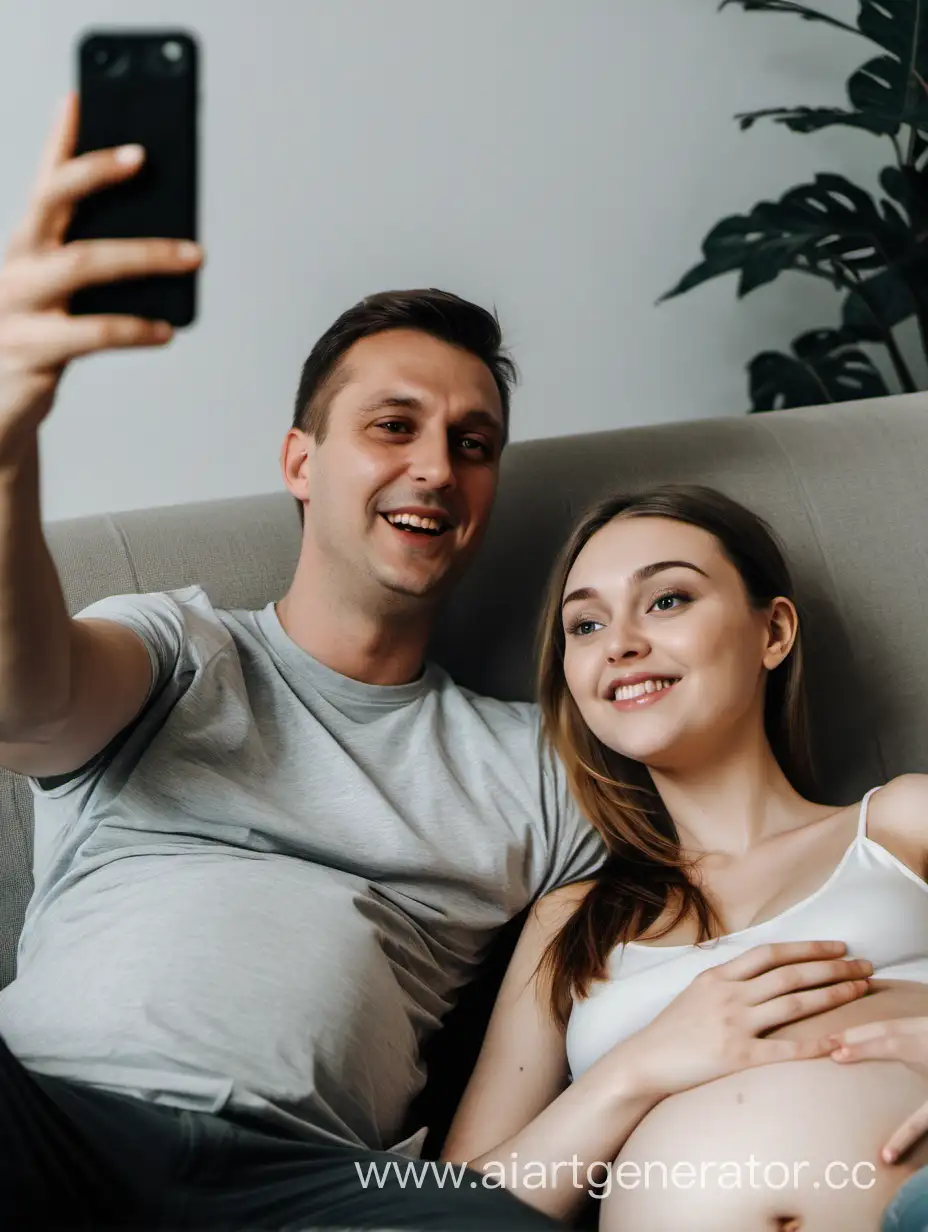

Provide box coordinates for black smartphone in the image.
[66,29,200,327]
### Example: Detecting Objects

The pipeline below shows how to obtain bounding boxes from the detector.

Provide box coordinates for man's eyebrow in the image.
[360,394,421,413]
[561,560,710,609]
[360,395,504,435]
[457,408,505,435]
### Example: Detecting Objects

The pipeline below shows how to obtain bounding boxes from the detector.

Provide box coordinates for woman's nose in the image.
[604,623,650,663]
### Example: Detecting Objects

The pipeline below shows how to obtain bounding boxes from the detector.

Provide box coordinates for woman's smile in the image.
[608,675,682,711]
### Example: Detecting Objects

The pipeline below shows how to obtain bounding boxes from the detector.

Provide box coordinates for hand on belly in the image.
[601,984,928,1232]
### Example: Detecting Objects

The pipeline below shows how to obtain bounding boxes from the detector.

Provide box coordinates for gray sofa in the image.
[2,391,927,1150]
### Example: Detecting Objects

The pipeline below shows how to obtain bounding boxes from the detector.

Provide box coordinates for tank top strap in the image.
[856,785,883,839]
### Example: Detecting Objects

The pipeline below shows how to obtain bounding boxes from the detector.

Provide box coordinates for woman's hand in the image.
[623,940,872,1098]
[826,1017,928,1163]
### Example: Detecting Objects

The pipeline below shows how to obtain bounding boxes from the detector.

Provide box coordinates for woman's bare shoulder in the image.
[871,773,928,815]
[532,877,597,931]
[868,774,928,862]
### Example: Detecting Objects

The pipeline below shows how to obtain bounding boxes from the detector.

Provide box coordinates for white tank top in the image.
[566,786,928,1080]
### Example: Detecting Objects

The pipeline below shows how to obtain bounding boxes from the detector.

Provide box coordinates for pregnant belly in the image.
[602,982,928,1232]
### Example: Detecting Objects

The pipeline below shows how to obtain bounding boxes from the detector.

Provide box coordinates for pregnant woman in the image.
[441,485,928,1232]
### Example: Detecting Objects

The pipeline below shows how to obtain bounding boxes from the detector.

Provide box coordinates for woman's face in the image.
[560,515,792,773]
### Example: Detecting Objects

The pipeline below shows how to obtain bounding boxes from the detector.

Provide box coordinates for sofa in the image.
[2,391,927,1156]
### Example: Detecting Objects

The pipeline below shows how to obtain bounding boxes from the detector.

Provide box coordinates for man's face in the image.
[284,329,505,606]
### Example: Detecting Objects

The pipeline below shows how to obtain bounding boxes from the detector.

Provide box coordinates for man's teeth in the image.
[384,512,444,533]
[613,678,678,701]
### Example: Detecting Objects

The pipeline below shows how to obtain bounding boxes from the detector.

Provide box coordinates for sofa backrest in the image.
[2,393,927,989]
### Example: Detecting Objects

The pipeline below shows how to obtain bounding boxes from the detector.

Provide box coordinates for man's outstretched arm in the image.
[0,93,202,777]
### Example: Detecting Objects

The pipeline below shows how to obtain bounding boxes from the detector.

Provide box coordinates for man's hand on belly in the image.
[827,1016,928,1163]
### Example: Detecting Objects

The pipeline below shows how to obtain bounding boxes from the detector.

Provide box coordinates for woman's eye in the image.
[378,421,411,434]
[567,618,603,637]
[650,591,690,613]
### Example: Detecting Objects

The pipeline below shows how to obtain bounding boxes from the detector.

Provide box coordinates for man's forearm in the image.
[0,433,73,739]
[465,1043,662,1222]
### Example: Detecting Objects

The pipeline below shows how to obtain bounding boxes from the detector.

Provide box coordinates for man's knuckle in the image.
[0,315,29,350]
[0,258,28,303]
[63,242,92,278]
[86,318,112,345]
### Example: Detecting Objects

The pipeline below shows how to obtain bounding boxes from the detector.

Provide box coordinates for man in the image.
[0,94,603,1230]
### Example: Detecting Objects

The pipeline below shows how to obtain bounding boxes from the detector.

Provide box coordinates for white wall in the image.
[1,0,915,521]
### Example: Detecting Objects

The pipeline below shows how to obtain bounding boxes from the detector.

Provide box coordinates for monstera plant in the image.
[662,0,928,411]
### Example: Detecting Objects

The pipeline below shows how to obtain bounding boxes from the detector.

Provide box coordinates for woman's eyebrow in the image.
[561,560,709,609]
[635,559,709,584]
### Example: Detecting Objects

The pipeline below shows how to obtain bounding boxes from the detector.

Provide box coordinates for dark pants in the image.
[883,1167,928,1232]
[0,1035,557,1230]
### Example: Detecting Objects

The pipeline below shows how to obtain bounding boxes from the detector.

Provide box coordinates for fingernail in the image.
[178,241,201,260]
[153,321,173,340]
[882,1148,895,1164]
[115,144,145,165]
[832,1047,850,1060]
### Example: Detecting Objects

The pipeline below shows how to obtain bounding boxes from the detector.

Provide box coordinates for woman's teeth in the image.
[613,678,678,701]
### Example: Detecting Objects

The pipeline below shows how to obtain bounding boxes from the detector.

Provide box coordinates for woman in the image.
[441,485,928,1232]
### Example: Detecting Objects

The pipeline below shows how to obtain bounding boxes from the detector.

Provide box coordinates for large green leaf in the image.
[882,160,928,230]
[727,0,928,137]
[748,329,891,410]
[662,174,910,301]
[858,0,928,74]
[738,58,928,136]
[842,266,919,337]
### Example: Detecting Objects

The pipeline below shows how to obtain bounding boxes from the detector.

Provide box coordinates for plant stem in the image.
[719,2,864,40]
[800,362,834,405]
[795,262,917,393]
[847,274,918,393]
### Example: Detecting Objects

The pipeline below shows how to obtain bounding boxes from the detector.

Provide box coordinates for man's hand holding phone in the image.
[0,93,203,448]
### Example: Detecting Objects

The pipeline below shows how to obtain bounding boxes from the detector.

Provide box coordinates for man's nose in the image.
[409,435,455,489]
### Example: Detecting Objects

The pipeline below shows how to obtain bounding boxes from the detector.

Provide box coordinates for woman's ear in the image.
[762,597,799,671]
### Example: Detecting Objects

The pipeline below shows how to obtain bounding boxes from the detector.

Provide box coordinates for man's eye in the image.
[459,436,492,458]
[378,421,411,434]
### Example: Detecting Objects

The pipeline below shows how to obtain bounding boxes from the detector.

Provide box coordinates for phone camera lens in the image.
[88,43,130,78]
[157,39,187,75]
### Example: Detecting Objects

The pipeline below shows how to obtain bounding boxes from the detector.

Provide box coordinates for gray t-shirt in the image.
[0,585,604,1152]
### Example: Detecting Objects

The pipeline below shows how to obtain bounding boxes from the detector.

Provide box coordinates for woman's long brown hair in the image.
[536,484,816,1026]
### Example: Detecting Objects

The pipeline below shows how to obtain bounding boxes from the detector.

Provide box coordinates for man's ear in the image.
[281,429,314,504]
[762,597,799,671]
